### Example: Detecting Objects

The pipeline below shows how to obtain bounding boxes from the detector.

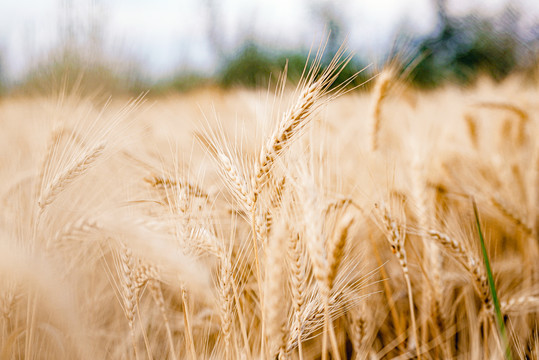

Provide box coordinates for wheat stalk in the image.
[327,215,353,289]
[410,153,444,344]
[217,153,254,212]
[181,286,197,360]
[148,280,177,360]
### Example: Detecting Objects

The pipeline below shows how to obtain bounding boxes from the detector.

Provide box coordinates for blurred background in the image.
[0,0,538,95]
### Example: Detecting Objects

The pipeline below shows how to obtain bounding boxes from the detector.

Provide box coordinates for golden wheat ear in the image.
[369,69,393,152]
[253,44,356,197]
[38,142,106,210]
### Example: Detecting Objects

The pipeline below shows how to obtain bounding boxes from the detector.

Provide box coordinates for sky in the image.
[0,0,538,82]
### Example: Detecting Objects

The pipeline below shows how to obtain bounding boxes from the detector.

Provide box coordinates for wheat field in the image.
[1,53,538,359]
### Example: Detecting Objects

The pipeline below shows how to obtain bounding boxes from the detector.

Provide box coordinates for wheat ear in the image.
[474,101,529,146]
[218,254,234,359]
[464,113,479,150]
[427,230,492,312]
[287,231,306,360]
[370,70,392,152]
[265,176,287,234]
[303,190,342,360]
[36,126,86,193]
[215,151,264,305]
[118,242,138,359]
[254,81,320,195]
[490,195,534,236]
[227,48,349,358]
[217,153,254,212]
[51,216,102,251]
[216,151,270,356]
[327,215,354,289]
[0,281,16,340]
[253,47,350,197]
[145,175,208,199]
[501,295,539,313]
[38,143,105,209]
[347,302,371,359]
[265,225,287,357]
[377,203,420,359]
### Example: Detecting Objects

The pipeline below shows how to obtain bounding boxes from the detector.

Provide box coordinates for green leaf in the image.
[472,199,512,360]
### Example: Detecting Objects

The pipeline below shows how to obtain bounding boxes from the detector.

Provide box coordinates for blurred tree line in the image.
[208,1,538,91]
[408,0,538,87]
[158,0,538,92]
[1,0,538,95]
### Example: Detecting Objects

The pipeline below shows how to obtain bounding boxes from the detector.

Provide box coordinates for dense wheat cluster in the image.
[1,53,538,359]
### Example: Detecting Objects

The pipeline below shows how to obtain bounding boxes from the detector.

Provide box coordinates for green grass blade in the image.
[472,199,512,360]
